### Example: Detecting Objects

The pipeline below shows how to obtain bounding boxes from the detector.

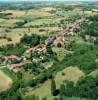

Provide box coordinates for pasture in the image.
[26,80,51,100]
[0,7,61,46]
[26,67,85,99]
[55,67,85,88]
[0,10,26,18]
[89,69,98,78]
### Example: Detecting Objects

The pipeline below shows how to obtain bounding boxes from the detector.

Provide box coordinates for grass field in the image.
[24,18,59,26]
[0,70,12,92]
[21,68,34,80]
[89,69,98,78]
[0,6,61,46]
[26,9,53,17]
[0,67,17,80]
[0,26,59,46]
[26,67,85,99]
[0,10,26,18]
[0,18,5,22]
[26,80,51,100]
[55,67,85,89]
[0,19,22,27]
[52,47,67,61]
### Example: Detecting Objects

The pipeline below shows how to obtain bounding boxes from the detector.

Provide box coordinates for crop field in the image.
[0,1,98,100]
[0,70,12,92]
[24,18,59,26]
[0,10,26,18]
[0,7,61,46]
[26,9,53,17]
[0,18,5,22]
[0,5,86,46]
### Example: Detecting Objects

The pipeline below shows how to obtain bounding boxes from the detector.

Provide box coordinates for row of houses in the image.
[9,61,32,72]
[49,17,86,48]
[2,44,46,72]
[26,44,46,53]
[64,17,85,36]
[3,17,86,72]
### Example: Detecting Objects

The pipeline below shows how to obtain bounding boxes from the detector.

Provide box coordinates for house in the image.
[45,36,56,45]
[26,44,46,53]
[10,61,32,72]
[53,35,65,47]
[3,55,22,64]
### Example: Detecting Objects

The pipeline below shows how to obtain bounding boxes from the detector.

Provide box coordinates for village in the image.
[0,16,87,73]
[0,1,98,100]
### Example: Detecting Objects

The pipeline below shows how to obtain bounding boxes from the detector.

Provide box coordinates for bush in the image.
[21,34,41,46]
[7,37,12,41]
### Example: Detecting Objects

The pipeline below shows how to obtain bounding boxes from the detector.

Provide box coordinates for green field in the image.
[0,67,17,80]
[25,67,85,99]
[0,5,84,46]
[89,69,98,78]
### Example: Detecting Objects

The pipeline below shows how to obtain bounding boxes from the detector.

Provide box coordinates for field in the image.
[89,69,98,78]
[0,70,12,92]
[0,5,86,46]
[55,67,85,88]
[26,80,51,100]
[0,7,60,46]
[26,67,85,99]
[0,10,26,18]
[0,1,98,99]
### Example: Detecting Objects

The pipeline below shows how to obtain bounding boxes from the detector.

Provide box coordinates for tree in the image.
[60,84,65,100]
[51,78,56,96]
[23,95,39,100]
[21,34,41,46]
[17,71,22,80]
[42,96,47,100]
[46,45,53,55]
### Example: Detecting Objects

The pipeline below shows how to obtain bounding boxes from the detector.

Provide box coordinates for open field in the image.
[52,47,67,61]
[26,67,85,99]
[0,19,23,27]
[25,9,53,17]
[0,26,59,46]
[0,67,17,80]
[89,69,98,78]
[0,2,98,99]
[26,80,51,100]
[0,70,12,92]
[55,67,85,88]
[0,10,26,18]
[24,18,60,26]
[0,5,91,46]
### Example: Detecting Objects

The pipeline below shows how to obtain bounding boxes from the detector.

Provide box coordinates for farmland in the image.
[0,6,59,46]
[0,2,87,46]
[0,70,12,92]
[0,1,98,100]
